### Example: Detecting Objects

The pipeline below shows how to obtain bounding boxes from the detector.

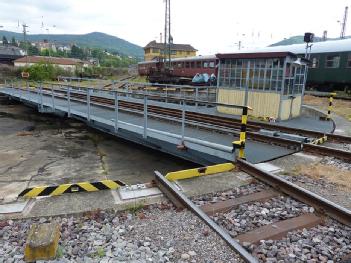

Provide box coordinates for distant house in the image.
[0,46,25,65]
[143,40,197,61]
[34,40,57,52]
[14,56,89,72]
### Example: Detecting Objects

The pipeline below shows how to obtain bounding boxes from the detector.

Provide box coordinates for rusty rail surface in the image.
[154,171,258,263]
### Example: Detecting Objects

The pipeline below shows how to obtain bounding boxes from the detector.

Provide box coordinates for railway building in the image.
[143,40,197,61]
[216,52,309,121]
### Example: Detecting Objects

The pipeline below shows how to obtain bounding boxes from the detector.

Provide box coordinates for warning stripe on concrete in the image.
[165,163,235,181]
[18,180,125,198]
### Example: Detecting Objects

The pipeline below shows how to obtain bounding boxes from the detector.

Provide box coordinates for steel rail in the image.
[302,143,351,162]
[154,171,258,263]
[30,87,351,162]
[236,159,351,226]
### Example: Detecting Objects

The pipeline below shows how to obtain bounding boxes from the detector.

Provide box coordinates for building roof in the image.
[144,41,197,52]
[0,46,25,58]
[243,38,351,54]
[15,56,83,65]
[216,51,309,63]
[216,51,296,59]
[138,55,216,65]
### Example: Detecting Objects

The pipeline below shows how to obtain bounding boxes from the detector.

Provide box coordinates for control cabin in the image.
[216,52,309,120]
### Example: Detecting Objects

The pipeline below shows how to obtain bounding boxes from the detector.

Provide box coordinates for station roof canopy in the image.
[144,40,197,52]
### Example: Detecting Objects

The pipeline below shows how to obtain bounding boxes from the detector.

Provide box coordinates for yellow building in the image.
[144,40,197,61]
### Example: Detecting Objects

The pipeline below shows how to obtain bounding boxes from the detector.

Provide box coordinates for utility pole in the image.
[22,23,29,66]
[163,0,171,69]
[340,6,348,39]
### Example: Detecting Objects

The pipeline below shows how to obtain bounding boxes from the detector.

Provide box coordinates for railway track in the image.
[155,159,351,262]
[23,86,351,163]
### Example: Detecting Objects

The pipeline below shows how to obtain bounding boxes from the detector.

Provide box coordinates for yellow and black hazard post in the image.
[232,106,249,160]
[326,92,336,120]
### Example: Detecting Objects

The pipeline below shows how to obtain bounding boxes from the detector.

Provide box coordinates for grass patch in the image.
[294,163,351,190]
[303,95,351,120]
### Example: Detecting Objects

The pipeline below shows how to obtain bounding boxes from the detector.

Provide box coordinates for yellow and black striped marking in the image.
[326,93,336,120]
[18,179,125,198]
[232,106,248,159]
[165,163,235,181]
[311,135,328,145]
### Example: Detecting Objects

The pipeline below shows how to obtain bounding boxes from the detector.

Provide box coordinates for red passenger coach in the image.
[138,55,218,79]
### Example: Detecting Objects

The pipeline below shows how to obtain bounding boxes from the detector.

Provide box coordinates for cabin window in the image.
[196,61,202,68]
[190,62,195,68]
[178,63,183,68]
[347,54,351,68]
[311,57,319,68]
[209,61,215,68]
[325,55,340,68]
[185,62,190,68]
[203,62,208,68]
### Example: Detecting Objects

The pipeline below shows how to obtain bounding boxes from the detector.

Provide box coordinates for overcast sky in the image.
[0,0,350,54]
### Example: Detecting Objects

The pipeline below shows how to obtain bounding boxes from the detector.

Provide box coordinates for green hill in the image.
[0,30,143,58]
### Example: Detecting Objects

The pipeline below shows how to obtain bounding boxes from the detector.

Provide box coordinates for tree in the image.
[2,36,8,45]
[70,45,85,59]
[28,45,39,55]
[10,37,17,47]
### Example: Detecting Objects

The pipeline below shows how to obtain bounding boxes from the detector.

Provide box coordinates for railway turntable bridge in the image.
[0,81,299,165]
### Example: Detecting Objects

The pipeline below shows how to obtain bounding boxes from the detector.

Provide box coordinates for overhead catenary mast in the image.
[22,23,29,65]
[163,0,171,69]
[340,6,348,39]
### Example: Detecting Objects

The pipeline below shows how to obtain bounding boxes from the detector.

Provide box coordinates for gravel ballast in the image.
[213,196,312,236]
[0,203,243,263]
[252,219,351,262]
[191,182,268,206]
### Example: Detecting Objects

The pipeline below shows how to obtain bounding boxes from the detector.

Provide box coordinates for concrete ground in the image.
[0,102,253,220]
[0,103,195,215]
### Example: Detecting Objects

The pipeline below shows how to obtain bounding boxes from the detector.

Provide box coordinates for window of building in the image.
[171,50,177,55]
[325,55,340,68]
[145,49,150,54]
[347,54,351,68]
[186,51,191,55]
[311,57,319,68]
[209,61,215,68]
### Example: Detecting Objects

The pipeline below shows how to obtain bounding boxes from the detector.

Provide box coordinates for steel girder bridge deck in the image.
[0,84,295,165]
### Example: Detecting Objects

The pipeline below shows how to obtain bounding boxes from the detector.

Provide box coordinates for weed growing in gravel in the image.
[56,245,64,258]
[96,247,105,258]
[126,202,145,215]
